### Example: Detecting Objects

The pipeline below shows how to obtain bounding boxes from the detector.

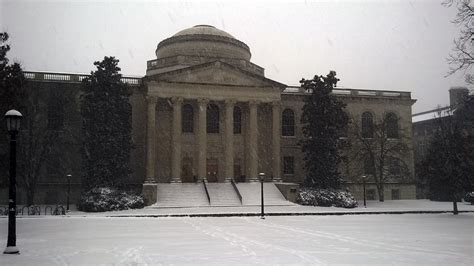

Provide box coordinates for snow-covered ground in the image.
[0,213,472,264]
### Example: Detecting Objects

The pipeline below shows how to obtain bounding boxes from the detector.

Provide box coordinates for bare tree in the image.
[444,0,473,82]
[350,114,412,202]
[18,87,77,205]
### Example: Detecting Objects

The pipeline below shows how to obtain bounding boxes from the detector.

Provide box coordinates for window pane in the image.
[364,156,375,175]
[182,104,194,133]
[283,156,295,175]
[233,106,241,134]
[361,112,373,138]
[207,104,219,133]
[47,98,64,130]
[386,113,399,138]
[282,109,295,136]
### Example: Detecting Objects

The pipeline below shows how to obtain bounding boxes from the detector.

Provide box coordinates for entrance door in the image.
[182,158,194,183]
[207,159,218,182]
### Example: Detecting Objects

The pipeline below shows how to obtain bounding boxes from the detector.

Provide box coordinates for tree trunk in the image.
[26,187,35,206]
[377,183,385,202]
[452,199,458,215]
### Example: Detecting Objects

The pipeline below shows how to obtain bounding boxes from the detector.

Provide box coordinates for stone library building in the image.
[1,25,417,206]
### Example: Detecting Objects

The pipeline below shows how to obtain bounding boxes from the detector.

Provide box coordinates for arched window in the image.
[386,113,399,138]
[233,106,241,134]
[182,104,194,133]
[282,109,295,136]
[207,104,219,133]
[361,112,374,138]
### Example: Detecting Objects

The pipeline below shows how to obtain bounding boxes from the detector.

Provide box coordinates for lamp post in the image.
[4,109,22,255]
[258,172,265,219]
[362,175,367,208]
[66,174,71,212]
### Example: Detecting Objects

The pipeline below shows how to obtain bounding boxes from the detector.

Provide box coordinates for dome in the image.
[155,25,251,61]
[173,25,235,39]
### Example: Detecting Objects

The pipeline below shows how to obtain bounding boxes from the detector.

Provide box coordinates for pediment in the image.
[147,61,285,88]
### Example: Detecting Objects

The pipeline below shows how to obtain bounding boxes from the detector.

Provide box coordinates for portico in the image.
[144,81,283,183]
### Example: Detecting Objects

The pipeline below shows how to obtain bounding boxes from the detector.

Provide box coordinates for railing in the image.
[0,205,67,216]
[23,71,142,86]
[202,179,211,205]
[283,86,411,99]
[230,179,243,205]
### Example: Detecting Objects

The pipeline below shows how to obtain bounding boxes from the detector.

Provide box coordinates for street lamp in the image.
[258,172,265,219]
[361,175,367,208]
[66,174,72,212]
[4,109,22,255]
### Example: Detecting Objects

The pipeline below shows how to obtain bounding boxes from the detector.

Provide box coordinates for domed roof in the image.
[173,25,235,39]
[156,25,251,61]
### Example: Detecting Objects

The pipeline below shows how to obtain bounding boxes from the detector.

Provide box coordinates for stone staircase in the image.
[156,183,209,207]
[206,183,241,206]
[153,182,293,207]
[236,183,292,206]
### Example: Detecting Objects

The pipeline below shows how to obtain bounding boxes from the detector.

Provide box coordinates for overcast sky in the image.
[1,0,471,113]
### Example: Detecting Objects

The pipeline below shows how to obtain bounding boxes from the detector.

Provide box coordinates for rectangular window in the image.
[391,189,400,200]
[367,189,376,200]
[47,100,64,130]
[283,156,295,175]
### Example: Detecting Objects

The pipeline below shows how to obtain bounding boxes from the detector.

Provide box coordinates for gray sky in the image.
[1,0,471,113]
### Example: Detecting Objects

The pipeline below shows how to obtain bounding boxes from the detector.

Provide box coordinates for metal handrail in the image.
[231,179,243,204]
[202,179,211,205]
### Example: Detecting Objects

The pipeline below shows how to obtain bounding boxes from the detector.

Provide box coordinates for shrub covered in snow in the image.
[464,192,474,204]
[77,187,144,212]
[297,187,358,208]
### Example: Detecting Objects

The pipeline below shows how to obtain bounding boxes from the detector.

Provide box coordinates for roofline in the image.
[145,60,287,89]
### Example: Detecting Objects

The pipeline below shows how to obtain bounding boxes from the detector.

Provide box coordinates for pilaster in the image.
[145,96,158,182]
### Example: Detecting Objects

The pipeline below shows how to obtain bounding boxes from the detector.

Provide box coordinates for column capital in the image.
[146,95,158,104]
[249,100,260,107]
[171,96,183,105]
[225,99,237,106]
[197,98,209,105]
[271,101,281,107]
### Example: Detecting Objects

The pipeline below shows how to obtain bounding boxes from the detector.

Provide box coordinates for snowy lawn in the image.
[0,213,472,265]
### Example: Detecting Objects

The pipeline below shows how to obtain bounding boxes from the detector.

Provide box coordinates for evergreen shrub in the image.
[297,187,358,208]
[77,187,144,212]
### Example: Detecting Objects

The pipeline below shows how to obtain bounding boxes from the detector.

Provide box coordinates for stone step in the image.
[206,183,241,206]
[156,183,209,207]
[236,183,293,206]
[153,182,293,208]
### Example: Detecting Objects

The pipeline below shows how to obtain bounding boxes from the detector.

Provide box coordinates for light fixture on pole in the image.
[66,174,72,212]
[4,109,22,255]
[362,175,367,208]
[258,172,265,219]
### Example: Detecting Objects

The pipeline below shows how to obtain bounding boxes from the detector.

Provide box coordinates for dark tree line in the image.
[420,97,473,214]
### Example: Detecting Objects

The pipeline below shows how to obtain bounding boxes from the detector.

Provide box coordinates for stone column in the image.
[272,101,282,182]
[197,98,209,182]
[248,100,259,182]
[171,97,183,183]
[145,96,158,182]
[224,100,235,182]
